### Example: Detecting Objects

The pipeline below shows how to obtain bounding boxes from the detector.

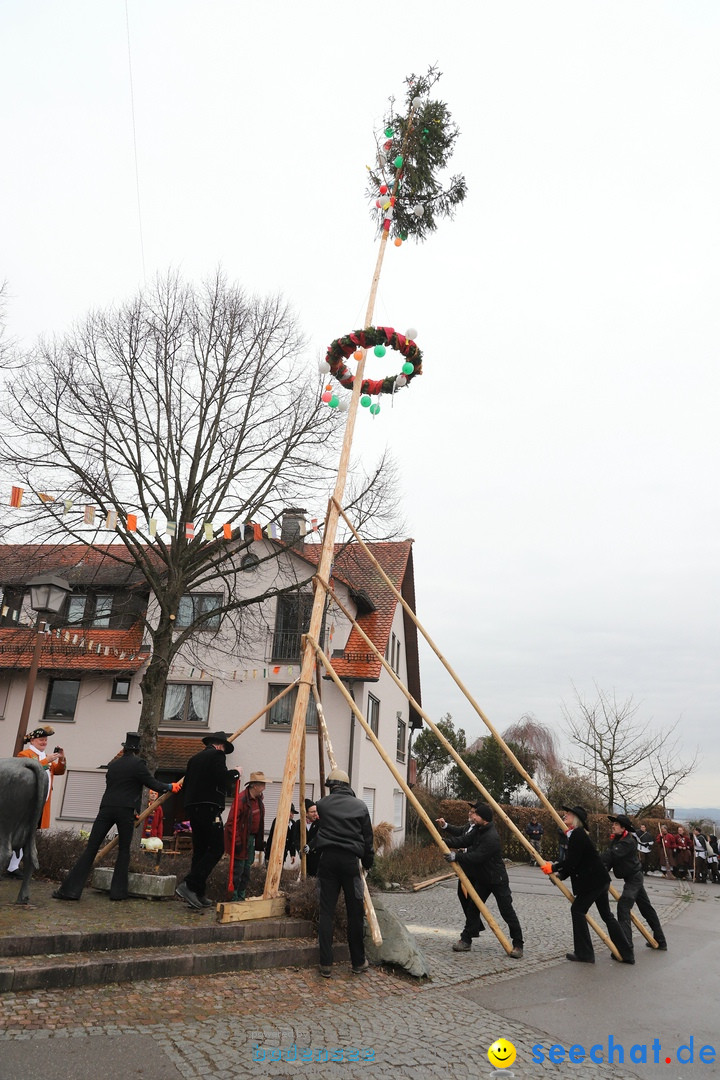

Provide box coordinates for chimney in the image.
[281,507,307,547]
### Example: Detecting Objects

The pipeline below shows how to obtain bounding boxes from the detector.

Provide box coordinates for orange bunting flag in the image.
[38,492,55,503]
[10,486,24,507]
[126,513,137,532]
[83,505,95,525]
[223,523,232,539]
[185,522,195,539]
[253,522,262,541]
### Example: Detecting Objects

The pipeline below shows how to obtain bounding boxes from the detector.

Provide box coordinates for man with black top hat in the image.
[437,800,524,958]
[176,732,239,910]
[265,802,298,869]
[53,733,180,902]
[297,798,320,877]
[541,805,634,964]
[602,814,667,954]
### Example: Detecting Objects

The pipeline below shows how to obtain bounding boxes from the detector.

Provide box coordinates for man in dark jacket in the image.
[296,799,320,877]
[315,768,374,978]
[176,731,239,910]
[525,815,544,854]
[53,732,179,902]
[438,801,524,958]
[542,805,634,964]
[602,814,667,954]
[265,803,298,868]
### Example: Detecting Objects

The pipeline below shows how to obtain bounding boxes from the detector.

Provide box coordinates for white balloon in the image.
[337,398,350,412]
[405,327,418,341]
[395,374,408,389]
[384,207,393,221]
[318,361,330,374]
[412,96,422,108]
[412,203,424,218]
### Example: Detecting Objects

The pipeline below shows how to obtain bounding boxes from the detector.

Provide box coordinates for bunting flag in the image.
[267,522,279,540]
[166,521,176,537]
[38,493,55,503]
[127,513,137,532]
[204,522,214,540]
[10,486,24,507]
[252,522,262,541]
[311,518,319,532]
[223,523,232,539]
[64,500,73,515]
[149,519,157,536]
[83,505,95,525]
[105,510,118,530]
[185,522,195,539]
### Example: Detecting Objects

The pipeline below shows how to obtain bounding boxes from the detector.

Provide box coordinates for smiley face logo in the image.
[488,1038,517,1068]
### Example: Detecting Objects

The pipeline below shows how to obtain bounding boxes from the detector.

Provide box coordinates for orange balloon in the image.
[394,237,402,247]
[353,349,363,360]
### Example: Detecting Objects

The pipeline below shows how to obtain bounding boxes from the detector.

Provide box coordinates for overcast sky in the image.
[2,2,718,807]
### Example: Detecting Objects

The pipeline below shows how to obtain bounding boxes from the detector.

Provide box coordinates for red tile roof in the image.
[157,735,207,770]
[0,624,148,674]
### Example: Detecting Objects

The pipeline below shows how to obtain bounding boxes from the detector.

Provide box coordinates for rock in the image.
[91,868,177,899]
[364,893,430,977]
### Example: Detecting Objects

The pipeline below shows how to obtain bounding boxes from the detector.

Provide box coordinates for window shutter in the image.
[59,770,107,821]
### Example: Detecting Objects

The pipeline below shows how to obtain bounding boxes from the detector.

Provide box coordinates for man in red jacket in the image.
[224,771,268,900]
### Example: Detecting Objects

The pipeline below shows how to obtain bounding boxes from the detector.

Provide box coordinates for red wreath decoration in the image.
[324,326,422,396]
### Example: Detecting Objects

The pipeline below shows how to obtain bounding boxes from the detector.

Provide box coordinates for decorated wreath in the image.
[324,326,422,399]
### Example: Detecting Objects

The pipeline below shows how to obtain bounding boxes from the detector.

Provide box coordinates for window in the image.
[66,595,87,624]
[272,593,313,661]
[175,593,222,629]
[396,714,406,763]
[111,677,131,701]
[161,683,212,727]
[45,678,80,720]
[367,694,380,738]
[393,789,404,830]
[265,685,318,731]
[92,594,113,628]
[362,787,375,823]
[59,770,107,821]
[262,782,314,831]
[394,636,402,674]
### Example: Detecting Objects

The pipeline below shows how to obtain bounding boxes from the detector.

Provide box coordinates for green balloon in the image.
[402,361,414,375]
[394,155,404,169]
[360,395,371,408]
[374,344,386,357]
[400,231,408,241]
[384,126,394,138]
[369,403,381,415]
[329,395,339,408]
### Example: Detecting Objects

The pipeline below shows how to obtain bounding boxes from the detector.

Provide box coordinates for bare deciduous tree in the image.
[562,684,697,813]
[0,272,402,763]
[502,713,561,788]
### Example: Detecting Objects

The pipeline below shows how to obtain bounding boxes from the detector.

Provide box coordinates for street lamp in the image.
[13,573,72,756]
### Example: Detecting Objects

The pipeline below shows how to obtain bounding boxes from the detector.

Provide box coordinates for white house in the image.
[0,512,422,844]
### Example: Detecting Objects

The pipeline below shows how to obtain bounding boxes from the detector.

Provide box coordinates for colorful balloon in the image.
[401,361,414,375]
[374,344,386,357]
[394,154,404,168]
[405,327,418,340]
[369,403,381,415]
[360,395,371,408]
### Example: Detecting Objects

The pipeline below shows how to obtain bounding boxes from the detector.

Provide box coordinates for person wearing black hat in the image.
[602,815,667,954]
[296,799,320,877]
[541,806,634,964]
[53,733,180,902]
[437,801,524,958]
[175,732,240,910]
[265,803,298,871]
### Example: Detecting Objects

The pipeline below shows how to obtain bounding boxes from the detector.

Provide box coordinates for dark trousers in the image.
[232,836,255,898]
[616,870,666,949]
[458,879,524,947]
[185,804,225,897]
[318,848,365,968]
[60,805,135,900]
[570,882,633,961]
[694,857,708,883]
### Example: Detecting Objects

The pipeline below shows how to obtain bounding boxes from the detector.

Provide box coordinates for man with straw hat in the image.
[225,770,269,901]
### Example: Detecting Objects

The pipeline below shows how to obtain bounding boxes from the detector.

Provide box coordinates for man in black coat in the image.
[295,798,320,877]
[437,801,524,958]
[602,814,667,954]
[542,805,634,964]
[53,732,179,901]
[315,768,374,977]
[175,731,239,910]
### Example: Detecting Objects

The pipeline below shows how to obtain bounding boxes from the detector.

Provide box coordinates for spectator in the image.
[225,771,268,900]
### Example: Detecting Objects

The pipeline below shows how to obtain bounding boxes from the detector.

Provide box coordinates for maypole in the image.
[264,66,467,899]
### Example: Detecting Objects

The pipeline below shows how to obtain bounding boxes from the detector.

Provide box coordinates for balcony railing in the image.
[270,628,327,662]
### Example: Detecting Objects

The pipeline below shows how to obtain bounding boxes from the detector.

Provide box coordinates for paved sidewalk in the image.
[0,867,715,1080]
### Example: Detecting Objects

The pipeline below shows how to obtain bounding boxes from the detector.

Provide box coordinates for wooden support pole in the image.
[315,575,622,958]
[307,633,514,956]
[329,502,657,950]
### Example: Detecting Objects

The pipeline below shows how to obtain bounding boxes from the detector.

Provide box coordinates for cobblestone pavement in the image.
[0,867,708,1080]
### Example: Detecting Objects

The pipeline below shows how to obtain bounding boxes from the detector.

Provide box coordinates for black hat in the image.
[304,798,315,811]
[290,804,298,815]
[468,801,493,821]
[608,814,634,832]
[562,804,589,828]
[122,732,141,751]
[202,731,235,755]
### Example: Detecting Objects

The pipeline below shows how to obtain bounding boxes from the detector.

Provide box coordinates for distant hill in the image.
[671,808,720,825]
